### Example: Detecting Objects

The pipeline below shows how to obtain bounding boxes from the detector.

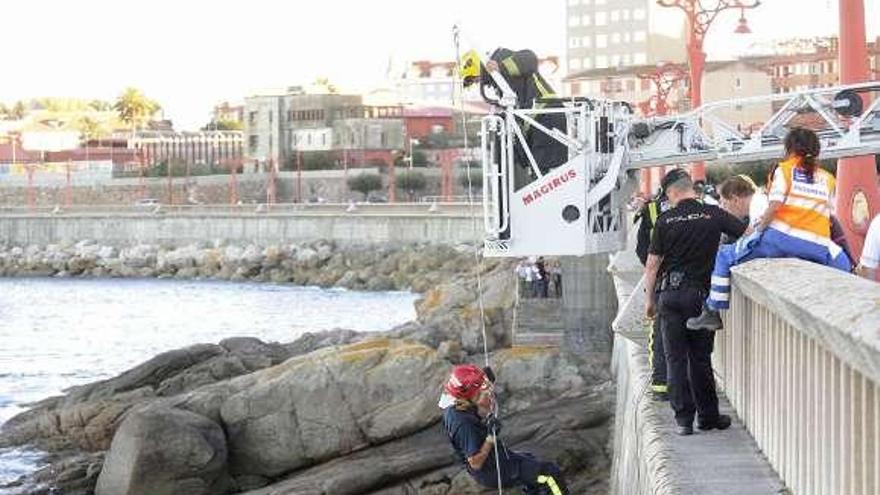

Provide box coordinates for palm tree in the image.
[114,87,161,131]
[79,116,102,142]
[11,101,26,120]
[89,99,112,112]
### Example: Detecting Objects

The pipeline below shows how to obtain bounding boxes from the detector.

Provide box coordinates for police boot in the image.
[686,308,723,331]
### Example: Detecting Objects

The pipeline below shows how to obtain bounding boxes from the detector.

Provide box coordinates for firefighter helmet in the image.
[444,364,488,400]
[460,50,481,87]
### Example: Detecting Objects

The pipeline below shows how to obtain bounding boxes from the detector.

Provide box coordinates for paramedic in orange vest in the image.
[687,127,852,331]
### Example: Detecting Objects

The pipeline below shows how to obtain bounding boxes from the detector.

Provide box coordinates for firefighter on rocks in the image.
[440,364,569,494]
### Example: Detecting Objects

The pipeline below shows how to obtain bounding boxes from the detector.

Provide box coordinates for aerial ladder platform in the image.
[476,67,880,258]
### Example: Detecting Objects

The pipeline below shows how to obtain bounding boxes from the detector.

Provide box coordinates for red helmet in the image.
[444,364,488,400]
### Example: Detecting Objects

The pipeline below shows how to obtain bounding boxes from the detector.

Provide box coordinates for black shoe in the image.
[676,424,694,436]
[686,309,723,331]
[698,414,732,431]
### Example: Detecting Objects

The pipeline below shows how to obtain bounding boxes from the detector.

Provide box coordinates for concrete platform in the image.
[647,393,785,495]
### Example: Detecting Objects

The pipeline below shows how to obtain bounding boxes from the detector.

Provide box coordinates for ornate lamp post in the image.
[657,0,760,180]
[638,62,688,196]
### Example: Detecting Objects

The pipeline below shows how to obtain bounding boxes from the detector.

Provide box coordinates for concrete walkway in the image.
[647,393,785,495]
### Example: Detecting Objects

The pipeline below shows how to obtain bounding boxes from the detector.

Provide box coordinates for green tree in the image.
[0,103,8,119]
[114,87,161,130]
[11,101,26,120]
[395,170,427,200]
[89,99,113,112]
[204,119,243,131]
[347,172,383,198]
[79,116,103,141]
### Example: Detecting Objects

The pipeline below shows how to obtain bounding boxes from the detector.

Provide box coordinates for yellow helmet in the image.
[460,50,481,87]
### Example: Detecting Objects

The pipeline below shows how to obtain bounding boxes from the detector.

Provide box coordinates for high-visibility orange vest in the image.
[769,157,835,240]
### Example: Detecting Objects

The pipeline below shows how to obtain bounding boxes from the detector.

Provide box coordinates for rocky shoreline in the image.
[0,242,614,495]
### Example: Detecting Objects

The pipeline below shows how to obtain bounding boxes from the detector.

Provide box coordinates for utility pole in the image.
[657,0,760,181]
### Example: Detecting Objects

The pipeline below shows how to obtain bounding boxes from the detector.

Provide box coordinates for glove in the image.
[482,366,496,384]
[485,414,503,435]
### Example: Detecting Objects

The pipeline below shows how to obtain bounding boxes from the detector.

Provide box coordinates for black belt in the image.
[657,271,705,293]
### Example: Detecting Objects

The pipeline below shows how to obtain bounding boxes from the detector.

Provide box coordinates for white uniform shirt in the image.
[860,214,880,269]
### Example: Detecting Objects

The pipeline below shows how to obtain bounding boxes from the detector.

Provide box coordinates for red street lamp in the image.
[657,0,760,180]
[637,62,688,196]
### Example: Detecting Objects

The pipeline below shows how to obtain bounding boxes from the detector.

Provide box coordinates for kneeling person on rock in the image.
[440,364,569,495]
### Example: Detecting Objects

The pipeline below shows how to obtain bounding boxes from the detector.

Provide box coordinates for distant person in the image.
[515,259,531,297]
[535,257,549,298]
[440,364,569,494]
[689,128,852,331]
[858,213,880,281]
[549,260,563,298]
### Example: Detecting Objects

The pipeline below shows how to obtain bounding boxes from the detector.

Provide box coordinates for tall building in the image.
[565,0,684,75]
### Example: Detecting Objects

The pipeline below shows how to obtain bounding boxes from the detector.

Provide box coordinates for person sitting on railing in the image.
[688,127,853,331]
[460,48,568,181]
[858,213,880,281]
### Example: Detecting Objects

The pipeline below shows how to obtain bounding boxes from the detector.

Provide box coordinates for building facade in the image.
[244,89,406,168]
[565,0,684,74]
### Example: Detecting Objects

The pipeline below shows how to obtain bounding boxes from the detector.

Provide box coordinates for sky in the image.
[1,0,878,130]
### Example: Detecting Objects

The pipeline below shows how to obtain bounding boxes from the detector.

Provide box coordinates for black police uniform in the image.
[635,198,671,396]
[443,406,568,494]
[648,199,745,427]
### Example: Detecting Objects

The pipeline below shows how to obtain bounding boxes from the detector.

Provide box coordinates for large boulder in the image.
[220,339,449,479]
[95,406,230,495]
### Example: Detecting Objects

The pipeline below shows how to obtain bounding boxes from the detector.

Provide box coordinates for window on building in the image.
[611,54,621,66]
[626,79,635,91]
[581,35,592,47]
[595,11,607,26]
[611,10,620,22]
[634,52,647,64]
[570,82,581,95]
[249,111,257,125]
[735,77,743,89]
[624,32,631,43]
[569,16,581,27]
[641,79,651,91]
[634,30,646,42]
[623,53,631,65]
[581,14,591,25]
[583,57,593,69]
[596,55,608,69]
[633,8,646,20]
[623,9,630,21]
[248,135,258,151]
[268,111,273,124]
[596,34,608,48]
[568,0,579,5]
[570,37,581,48]
[570,58,582,70]
[611,32,621,44]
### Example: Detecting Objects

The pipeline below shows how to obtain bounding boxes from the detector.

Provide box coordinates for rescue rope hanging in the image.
[452,24,505,495]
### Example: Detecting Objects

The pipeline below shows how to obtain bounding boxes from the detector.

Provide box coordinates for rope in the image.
[452,24,504,495]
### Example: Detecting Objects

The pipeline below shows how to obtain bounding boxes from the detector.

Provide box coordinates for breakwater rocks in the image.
[0,240,483,293]
[0,243,614,495]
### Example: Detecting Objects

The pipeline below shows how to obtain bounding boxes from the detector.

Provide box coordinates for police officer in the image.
[643,171,745,435]
[635,169,689,401]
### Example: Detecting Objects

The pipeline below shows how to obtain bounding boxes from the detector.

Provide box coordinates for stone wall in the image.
[0,168,474,206]
[0,213,480,247]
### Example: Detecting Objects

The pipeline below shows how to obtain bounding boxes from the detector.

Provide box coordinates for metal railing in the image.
[0,202,478,217]
[715,258,880,495]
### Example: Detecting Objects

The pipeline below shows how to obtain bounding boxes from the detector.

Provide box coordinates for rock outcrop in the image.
[0,247,613,495]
